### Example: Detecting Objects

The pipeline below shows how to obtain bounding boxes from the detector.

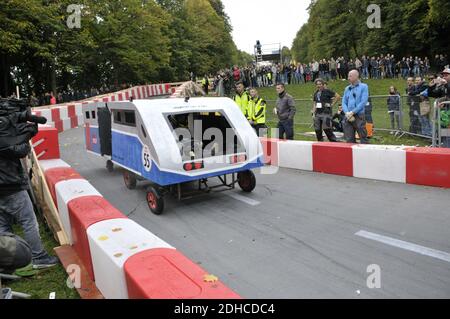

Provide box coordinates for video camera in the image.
[0,98,47,154]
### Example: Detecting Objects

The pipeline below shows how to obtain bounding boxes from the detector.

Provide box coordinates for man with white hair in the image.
[342,70,370,144]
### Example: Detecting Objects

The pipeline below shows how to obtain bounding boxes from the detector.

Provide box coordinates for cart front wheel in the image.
[123,170,137,190]
[146,187,164,215]
[237,170,256,193]
[106,160,114,172]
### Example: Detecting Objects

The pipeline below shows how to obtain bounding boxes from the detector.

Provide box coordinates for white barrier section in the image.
[39,159,71,172]
[58,106,68,119]
[75,104,83,116]
[39,109,52,121]
[352,144,407,183]
[55,179,102,244]
[278,140,314,171]
[87,218,173,299]
[62,118,72,131]
[77,115,84,126]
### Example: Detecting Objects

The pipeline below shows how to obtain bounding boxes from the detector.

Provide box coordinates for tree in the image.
[291,0,449,63]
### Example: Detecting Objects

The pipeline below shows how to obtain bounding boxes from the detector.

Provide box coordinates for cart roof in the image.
[133,97,241,116]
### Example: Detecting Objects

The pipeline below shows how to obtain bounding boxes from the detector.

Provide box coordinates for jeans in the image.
[442,137,450,148]
[389,111,402,130]
[401,68,409,79]
[0,190,47,261]
[277,119,294,140]
[419,115,432,136]
[343,113,369,144]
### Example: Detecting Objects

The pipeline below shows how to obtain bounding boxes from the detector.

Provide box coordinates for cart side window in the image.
[91,110,96,119]
[85,111,90,119]
[124,111,136,126]
[112,109,136,127]
[141,125,147,138]
[113,109,122,123]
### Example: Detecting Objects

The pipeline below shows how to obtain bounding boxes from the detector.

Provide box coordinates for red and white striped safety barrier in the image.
[261,138,450,188]
[32,126,241,299]
[32,84,173,134]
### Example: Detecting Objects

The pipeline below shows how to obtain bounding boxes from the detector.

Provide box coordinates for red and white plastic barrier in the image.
[32,83,173,133]
[33,126,240,299]
[262,138,450,189]
[87,218,173,299]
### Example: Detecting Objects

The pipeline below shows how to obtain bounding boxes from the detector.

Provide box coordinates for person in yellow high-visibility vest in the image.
[233,81,250,118]
[201,74,209,95]
[249,88,267,137]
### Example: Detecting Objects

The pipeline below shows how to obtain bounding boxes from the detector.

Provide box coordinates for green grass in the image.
[6,215,80,299]
[256,78,433,147]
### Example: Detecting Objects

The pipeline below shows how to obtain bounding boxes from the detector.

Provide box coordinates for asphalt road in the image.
[59,126,450,298]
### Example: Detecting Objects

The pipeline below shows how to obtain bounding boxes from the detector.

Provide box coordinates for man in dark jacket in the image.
[0,99,59,270]
[406,77,422,134]
[274,83,296,140]
[428,68,450,100]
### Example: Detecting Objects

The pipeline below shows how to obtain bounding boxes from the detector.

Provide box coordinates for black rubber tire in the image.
[146,187,164,215]
[123,170,137,190]
[106,160,114,172]
[237,170,256,193]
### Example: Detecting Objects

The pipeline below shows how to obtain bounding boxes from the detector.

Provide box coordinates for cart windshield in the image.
[165,111,246,161]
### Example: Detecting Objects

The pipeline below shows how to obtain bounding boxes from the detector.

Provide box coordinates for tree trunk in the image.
[1,54,9,97]
[50,59,57,95]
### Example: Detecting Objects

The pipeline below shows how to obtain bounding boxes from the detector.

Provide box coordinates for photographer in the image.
[0,98,58,270]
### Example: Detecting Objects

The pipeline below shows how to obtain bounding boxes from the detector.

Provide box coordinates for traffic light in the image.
[256,40,262,55]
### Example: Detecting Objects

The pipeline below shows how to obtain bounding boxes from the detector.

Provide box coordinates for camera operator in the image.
[0,98,59,269]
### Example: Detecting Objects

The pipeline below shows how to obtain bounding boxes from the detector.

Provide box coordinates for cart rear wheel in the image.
[237,170,256,193]
[146,187,164,215]
[123,170,137,189]
[106,160,114,172]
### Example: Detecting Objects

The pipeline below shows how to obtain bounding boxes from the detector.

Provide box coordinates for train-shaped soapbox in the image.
[83,97,264,214]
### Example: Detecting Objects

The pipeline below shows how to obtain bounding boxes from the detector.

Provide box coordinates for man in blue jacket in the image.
[342,70,370,144]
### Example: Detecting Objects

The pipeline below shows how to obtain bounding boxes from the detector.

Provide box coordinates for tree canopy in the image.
[291,0,449,62]
[0,0,248,97]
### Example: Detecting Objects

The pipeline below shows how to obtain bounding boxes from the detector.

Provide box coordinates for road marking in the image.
[226,192,260,206]
[355,230,450,263]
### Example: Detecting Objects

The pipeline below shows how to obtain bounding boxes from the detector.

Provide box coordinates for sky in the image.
[221,0,310,54]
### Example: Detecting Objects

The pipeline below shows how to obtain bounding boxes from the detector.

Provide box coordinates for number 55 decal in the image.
[142,145,152,172]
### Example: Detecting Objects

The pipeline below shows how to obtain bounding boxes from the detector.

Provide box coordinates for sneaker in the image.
[32,255,59,270]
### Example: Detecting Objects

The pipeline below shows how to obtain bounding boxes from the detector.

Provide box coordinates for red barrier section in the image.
[259,138,279,166]
[32,127,60,160]
[54,120,63,133]
[406,147,450,188]
[312,142,353,177]
[68,196,127,280]
[124,248,241,299]
[51,108,61,122]
[45,168,82,205]
[67,105,76,118]
[70,116,78,129]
